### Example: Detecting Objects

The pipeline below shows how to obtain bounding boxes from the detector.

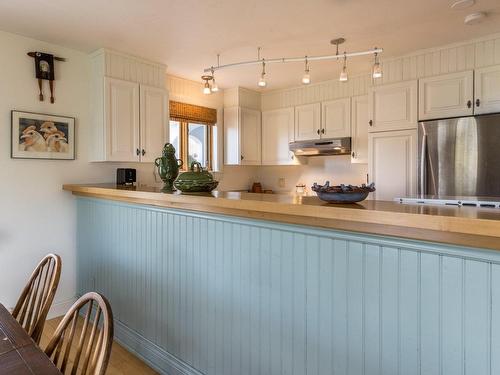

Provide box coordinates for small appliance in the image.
[116,168,136,186]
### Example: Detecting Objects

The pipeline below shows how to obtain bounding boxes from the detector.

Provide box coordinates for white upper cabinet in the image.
[474,64,500,115]
[240,108,262,165]
[224,107,261,165]
[105,77,140,162]
[368,129,417,201]
[321,98,351,138]
[418,70,473,120]
[295,103,321,140]
[351,95,369,164]
[139,85,169,163]
[262,108,296,165]
[368,80,418,132]
[90,49,167,162]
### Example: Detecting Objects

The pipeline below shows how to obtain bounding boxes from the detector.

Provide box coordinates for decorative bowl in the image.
[311,181,375,203]
[174,162,219,193]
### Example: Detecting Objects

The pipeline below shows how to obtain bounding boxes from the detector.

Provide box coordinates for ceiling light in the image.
[372,51,382,79]
[210,68,219,92]
[464,12,486,25]
[339,53,348,82]
[451,0,475,10]
[302,56,311,85]
[258,60,267,87]
[201,75,212,95]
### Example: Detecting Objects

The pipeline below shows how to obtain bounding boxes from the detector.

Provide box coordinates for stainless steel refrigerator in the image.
[418,113,500,197]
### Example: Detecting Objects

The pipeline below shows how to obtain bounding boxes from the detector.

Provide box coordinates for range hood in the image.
[289,137,351,156]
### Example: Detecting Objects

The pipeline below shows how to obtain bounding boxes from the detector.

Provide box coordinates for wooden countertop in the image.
[63,184,500,250]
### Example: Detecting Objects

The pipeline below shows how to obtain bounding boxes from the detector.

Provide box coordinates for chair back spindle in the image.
[12,253,62,344]
[44,292,114,375]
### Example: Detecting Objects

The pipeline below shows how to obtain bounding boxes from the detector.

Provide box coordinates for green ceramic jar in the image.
[174,162,219,192]
[155,143,183,192]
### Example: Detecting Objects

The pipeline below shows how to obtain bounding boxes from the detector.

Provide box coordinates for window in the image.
[168,120,213,170]
[169,101,217,170]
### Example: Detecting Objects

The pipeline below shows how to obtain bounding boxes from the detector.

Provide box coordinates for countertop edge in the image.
[63,184,500,251]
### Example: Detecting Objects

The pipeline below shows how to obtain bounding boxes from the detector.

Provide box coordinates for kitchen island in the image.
[65,184,500,375]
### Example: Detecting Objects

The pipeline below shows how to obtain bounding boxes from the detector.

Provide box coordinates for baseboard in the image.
[113,319,203,375]
[47,297,77,319]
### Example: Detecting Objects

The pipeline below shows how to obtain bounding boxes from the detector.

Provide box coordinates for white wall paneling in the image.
[418,70,474,120]
[78,197,500,375]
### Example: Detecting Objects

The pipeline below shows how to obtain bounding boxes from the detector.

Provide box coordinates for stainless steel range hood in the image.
[289,137,351,156]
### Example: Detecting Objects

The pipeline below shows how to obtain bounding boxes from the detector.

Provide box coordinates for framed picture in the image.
[11,111,75,160]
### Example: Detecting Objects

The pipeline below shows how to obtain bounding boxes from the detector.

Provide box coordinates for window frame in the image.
[171,120,213,171]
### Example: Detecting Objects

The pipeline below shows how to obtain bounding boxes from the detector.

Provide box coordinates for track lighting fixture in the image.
[201,39,383,89]
[339,53,348,82]
[302,56,311,85]
[258,60,267,87]
[372,50,382,79]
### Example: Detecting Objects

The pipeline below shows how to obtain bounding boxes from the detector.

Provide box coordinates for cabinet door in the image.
[223,106,240,165]
[139,85,168,162]
[262,108,296,165]
[418,71,473,120]
[351,95,369,164]
[368,80,417,132]
[321,98,351,138]
[104,77,140,161]
[368,129,417,201]
[240,108,261,165]
[474,65,500,114]
[295,103,321,140]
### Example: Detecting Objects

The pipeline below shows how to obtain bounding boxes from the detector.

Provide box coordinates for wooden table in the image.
[0,303,61,374]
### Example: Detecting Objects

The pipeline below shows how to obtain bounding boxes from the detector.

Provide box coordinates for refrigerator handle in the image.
[420,134,428,196]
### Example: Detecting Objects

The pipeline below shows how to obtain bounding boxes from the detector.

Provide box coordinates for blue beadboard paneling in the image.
[76,197,500,375]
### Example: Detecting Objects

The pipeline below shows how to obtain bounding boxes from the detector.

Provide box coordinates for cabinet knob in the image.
[142,149,146,156]
[476,98,481,107]
[321,128,325,134]
[467,100,472,108]
[291,154,294,160]
[351,152,355,158]
[316,129,320,135]
[369,120,373,127]
[136,148,140,156]
[240,155,244,161]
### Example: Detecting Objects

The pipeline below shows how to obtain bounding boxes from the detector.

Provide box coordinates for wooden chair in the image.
[44,292,114,375]
[12,253,62,344]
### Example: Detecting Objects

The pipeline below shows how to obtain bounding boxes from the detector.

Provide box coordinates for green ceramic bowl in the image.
[174,162,219,192]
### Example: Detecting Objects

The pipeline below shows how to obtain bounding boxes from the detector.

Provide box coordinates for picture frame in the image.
[11,110,75,160]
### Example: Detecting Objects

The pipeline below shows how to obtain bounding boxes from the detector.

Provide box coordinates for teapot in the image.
[155,143,183,192]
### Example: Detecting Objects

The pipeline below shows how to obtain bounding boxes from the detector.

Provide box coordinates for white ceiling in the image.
[1,0,500,90]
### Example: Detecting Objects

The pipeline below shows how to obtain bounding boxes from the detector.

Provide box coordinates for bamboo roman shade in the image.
[169,101,217,125]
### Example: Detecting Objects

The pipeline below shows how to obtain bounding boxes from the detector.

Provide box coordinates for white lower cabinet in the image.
[350,95,369,164]
[295,103,321,140]
[224,106,261,165]
[474,64,500,114]
[368,129,417,201]
[262,108,296,165]
[418,70,474,120]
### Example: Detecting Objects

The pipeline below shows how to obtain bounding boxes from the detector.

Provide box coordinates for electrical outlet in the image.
[278,178,286,188]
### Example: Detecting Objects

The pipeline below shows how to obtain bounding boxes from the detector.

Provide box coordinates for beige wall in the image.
[0,30,131,314]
